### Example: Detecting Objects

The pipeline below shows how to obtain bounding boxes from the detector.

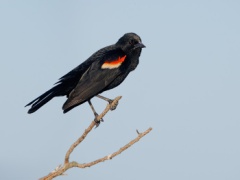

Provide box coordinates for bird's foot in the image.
[108,100,118,111]
[96,95,118,110]
[94,113,104,128]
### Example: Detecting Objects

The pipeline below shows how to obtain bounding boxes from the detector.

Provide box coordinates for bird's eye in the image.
[129,39,135,45]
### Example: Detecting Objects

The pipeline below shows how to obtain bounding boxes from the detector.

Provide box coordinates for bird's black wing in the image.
[25,55,95,113]
[25,45,118,113]
[62,49,127,113]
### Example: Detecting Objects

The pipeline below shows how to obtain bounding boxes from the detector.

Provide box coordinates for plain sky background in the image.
[1,0,240,179]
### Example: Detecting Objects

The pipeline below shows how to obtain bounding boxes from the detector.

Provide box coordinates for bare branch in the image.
[64,96,122,164]
[39,96,152,180]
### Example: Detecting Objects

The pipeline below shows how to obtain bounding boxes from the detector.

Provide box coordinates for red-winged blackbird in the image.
[25,33,145,115]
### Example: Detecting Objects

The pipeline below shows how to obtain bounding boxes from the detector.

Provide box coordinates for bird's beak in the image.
[134,42,146,49]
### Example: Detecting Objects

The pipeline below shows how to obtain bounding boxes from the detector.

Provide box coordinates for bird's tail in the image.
[25,85,61,114]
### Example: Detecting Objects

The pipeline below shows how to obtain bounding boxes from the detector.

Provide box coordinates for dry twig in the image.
[39,96,152,180]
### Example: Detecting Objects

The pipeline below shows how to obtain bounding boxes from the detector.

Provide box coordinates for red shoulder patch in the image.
[102,55,127,69]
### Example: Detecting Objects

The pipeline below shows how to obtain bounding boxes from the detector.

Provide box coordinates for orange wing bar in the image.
[102,55,127,69]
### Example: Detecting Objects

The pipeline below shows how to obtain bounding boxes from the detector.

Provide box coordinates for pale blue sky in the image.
[1,1,240,180]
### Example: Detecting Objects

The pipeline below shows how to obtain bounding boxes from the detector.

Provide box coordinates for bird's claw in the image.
[109,100,118,111]
[94,113,104,128]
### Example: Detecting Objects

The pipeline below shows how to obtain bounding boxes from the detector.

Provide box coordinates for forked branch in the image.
[39,96,152,180]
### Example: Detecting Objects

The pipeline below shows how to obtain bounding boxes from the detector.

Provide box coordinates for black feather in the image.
[25,33,145,114]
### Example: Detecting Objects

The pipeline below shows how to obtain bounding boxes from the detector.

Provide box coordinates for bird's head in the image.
[116,33,146,54]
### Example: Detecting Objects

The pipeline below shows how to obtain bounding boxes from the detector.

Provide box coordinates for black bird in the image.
[25,33,145,116]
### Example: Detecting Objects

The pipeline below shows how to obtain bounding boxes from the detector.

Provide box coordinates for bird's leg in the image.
[88,100,103,127]
[96,94,118,110]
